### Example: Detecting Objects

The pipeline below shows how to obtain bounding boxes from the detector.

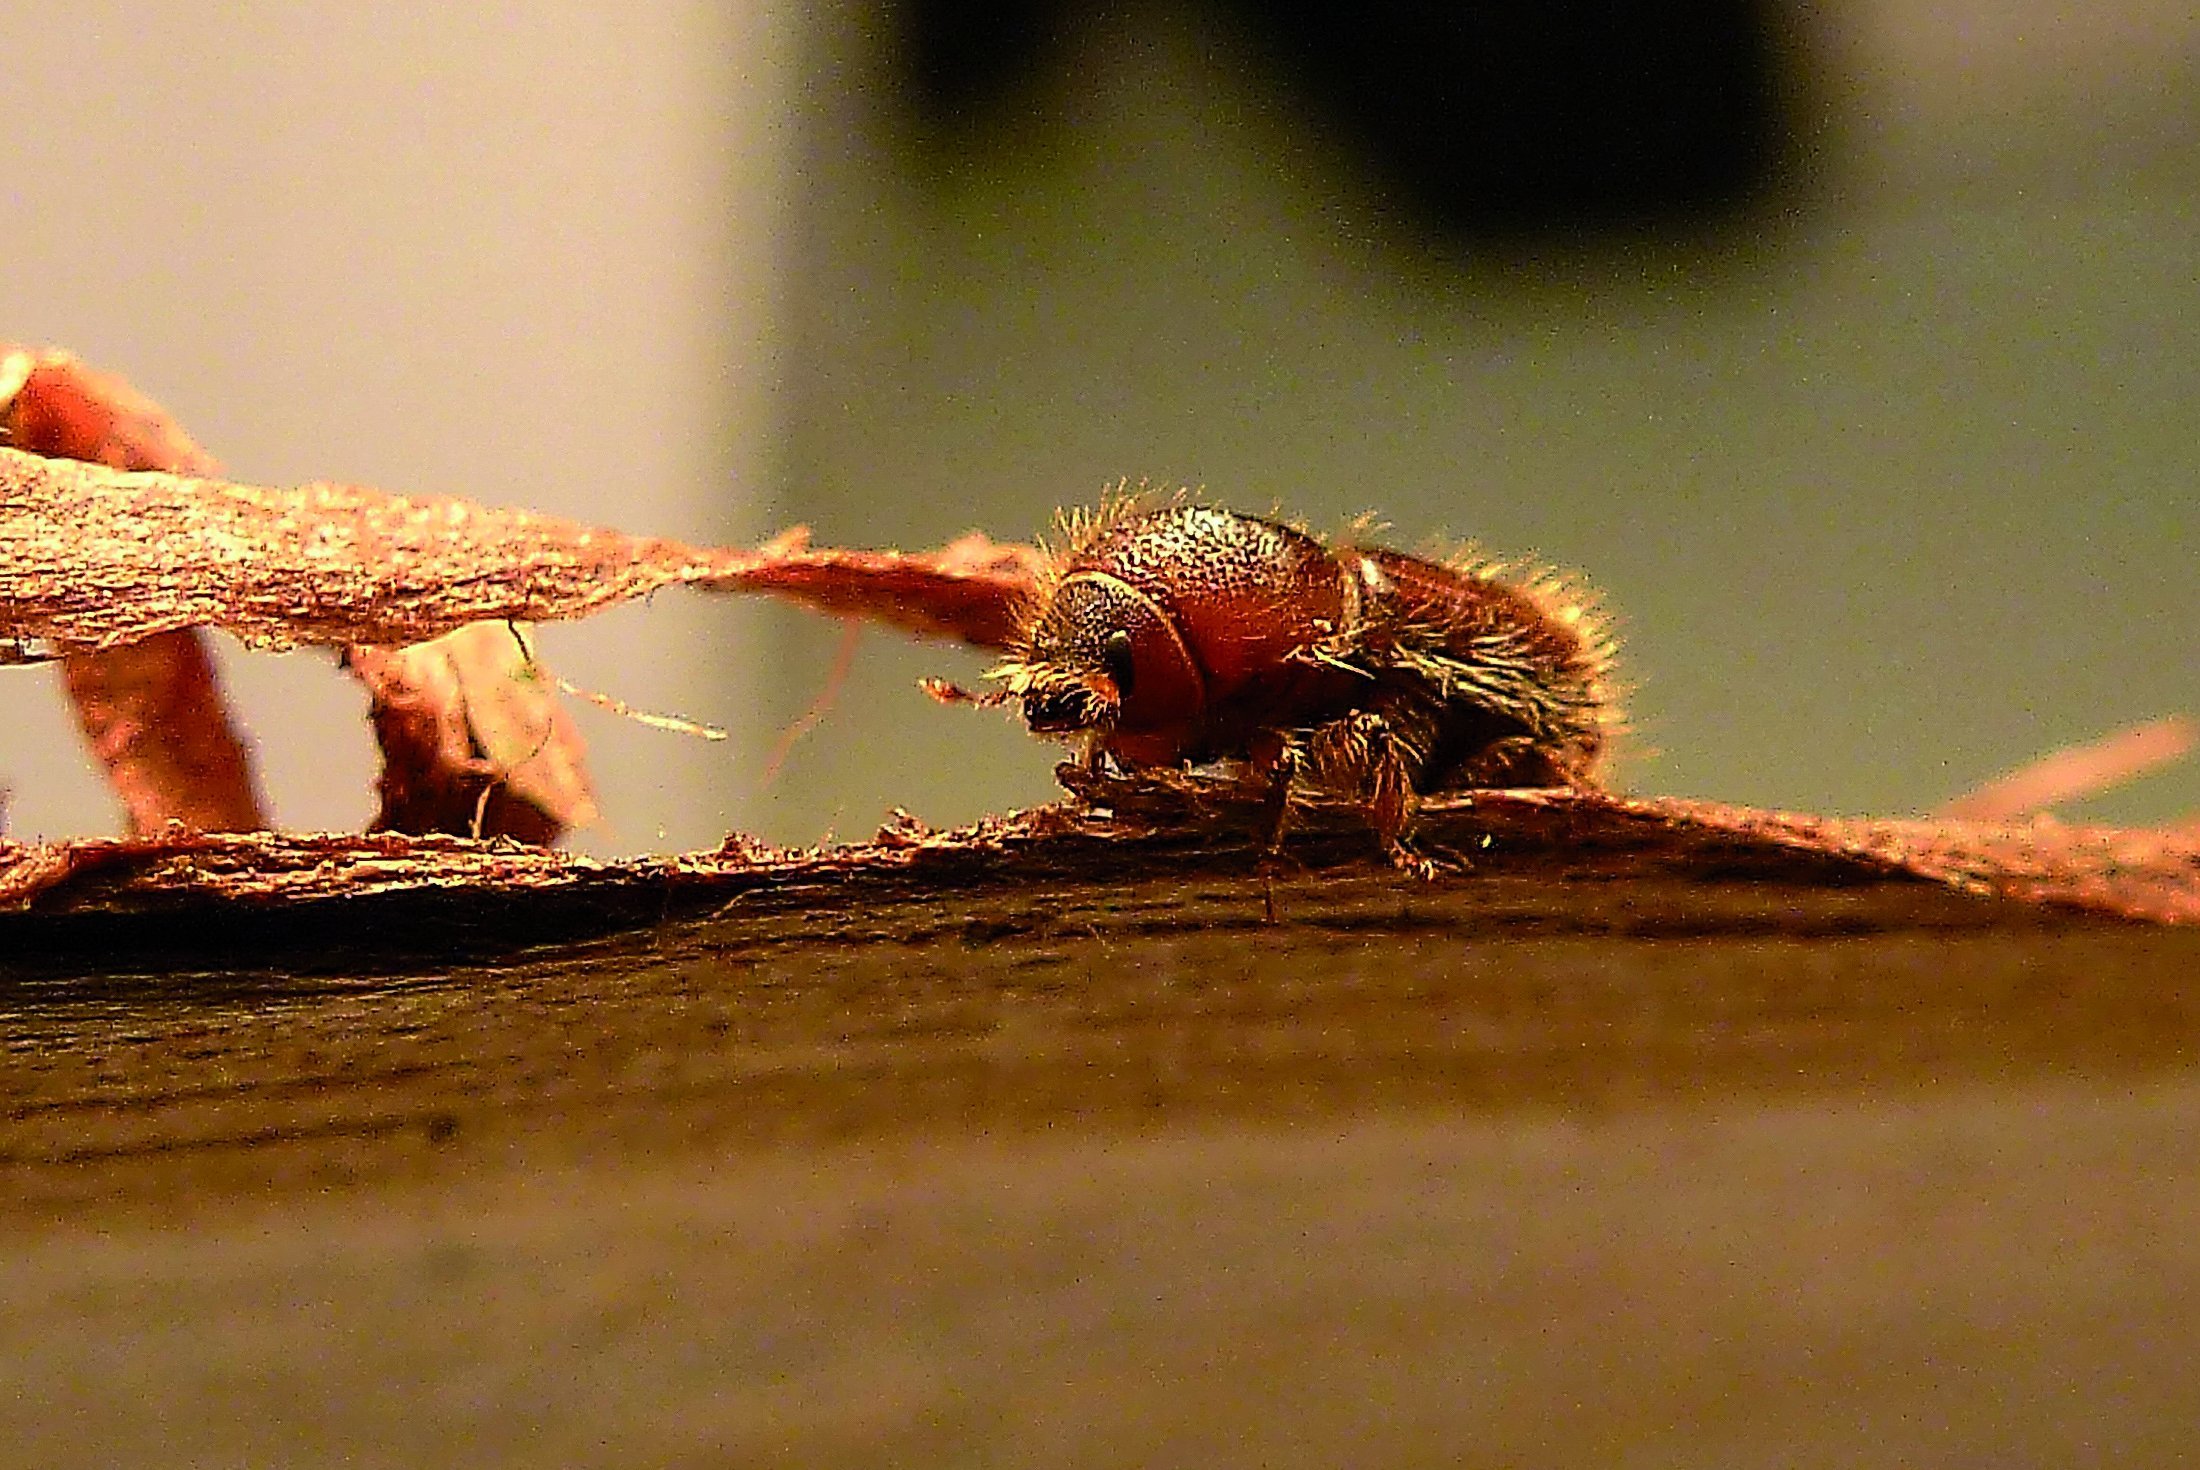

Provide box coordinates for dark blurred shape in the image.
[897,1,1804,242]
[901,0,1067,130]
[1238,1,1797,235]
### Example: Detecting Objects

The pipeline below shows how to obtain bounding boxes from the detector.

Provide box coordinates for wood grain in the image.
[4,807,2197,1466]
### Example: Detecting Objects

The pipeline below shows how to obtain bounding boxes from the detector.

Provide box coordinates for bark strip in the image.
[0,791,2193,960]
[0,448,1041,659]
[1,347,267,833]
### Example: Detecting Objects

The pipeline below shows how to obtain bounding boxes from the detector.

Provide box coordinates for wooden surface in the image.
[5,822,2199,1466]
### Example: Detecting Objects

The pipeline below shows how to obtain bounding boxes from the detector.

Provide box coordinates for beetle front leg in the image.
[1237,730,1305,921]
[1242,729,1301,853]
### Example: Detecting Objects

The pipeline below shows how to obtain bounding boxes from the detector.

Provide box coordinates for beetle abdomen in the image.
[1342,545,1614,789]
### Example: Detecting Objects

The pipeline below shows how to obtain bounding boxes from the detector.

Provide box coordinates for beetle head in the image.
[997,571,1205,747]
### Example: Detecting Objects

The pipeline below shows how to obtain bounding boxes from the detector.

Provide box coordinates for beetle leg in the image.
[1304,710,1439,878]
[1242,731,1306,921]
[1243,730,1299,846]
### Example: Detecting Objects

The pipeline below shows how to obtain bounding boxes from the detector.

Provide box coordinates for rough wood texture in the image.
[3,789,2195,967]
[3,807,2197,1466]
[7,853,2193,1217]
[1,346,271,832]
[0,445,1038,659]
[0,379,1030,842]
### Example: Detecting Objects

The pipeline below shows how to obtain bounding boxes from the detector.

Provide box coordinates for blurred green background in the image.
[5,2,2194,848]
[755,2,2198,842]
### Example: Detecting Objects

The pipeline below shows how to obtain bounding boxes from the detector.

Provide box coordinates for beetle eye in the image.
[1100,628,1137,698]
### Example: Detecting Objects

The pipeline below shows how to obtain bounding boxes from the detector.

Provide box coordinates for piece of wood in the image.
[1,346,270,833]
[3,788,2195,968]
[7,858,2194,1216]
[0,446,1039,659]
[2,804,2196,1466]
[0,363,1036,842]
[344,624,600,841]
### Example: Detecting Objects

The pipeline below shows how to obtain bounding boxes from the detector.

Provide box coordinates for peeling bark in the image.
[345,624,597,842]
[1,346,266,833]
[0,448,1040,659]
[1940,715,2197,822]
[1,349,1040,843]
[55,635,265,835]
[0,792,2192,982]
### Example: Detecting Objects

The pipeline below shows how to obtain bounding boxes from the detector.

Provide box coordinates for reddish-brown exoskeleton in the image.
[932,495,1619,872]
